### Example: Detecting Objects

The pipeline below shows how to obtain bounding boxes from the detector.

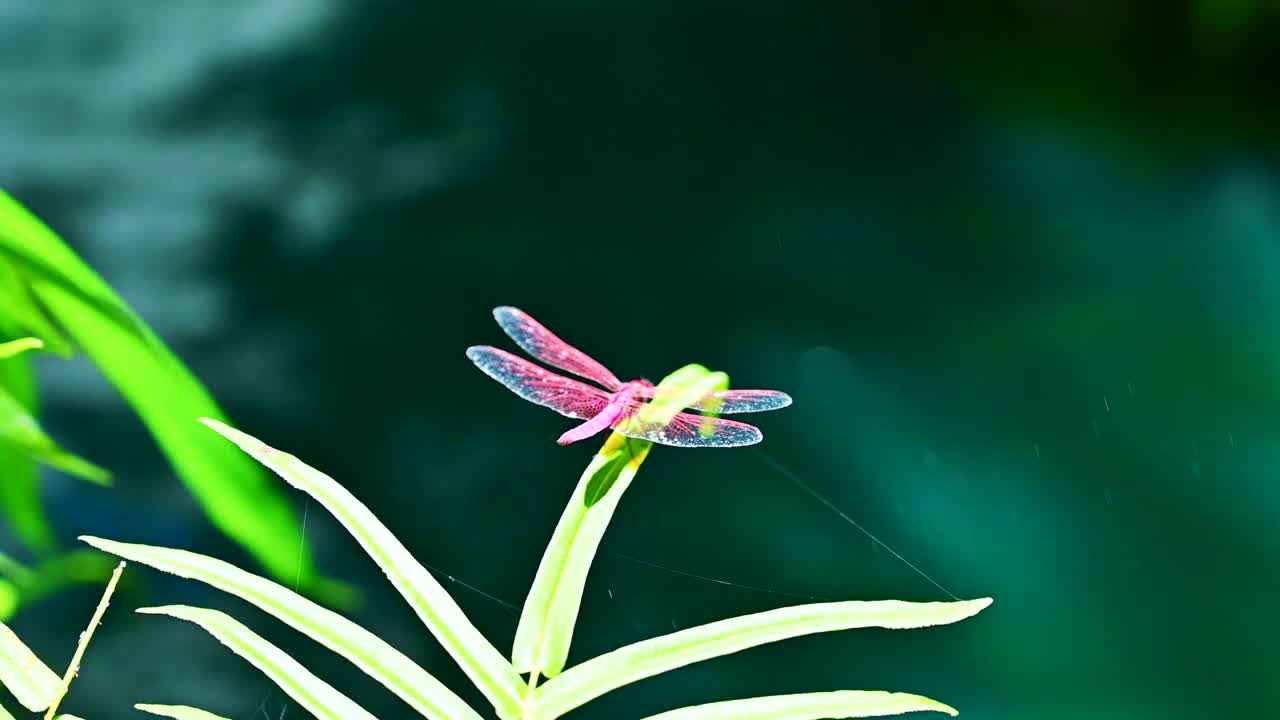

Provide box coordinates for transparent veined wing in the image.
[492,306,624,390]
[613,402,764,448]
[636,387,793,414]
[466,346,611,419]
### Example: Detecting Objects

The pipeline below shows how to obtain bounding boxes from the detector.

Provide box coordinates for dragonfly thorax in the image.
[610,380,652,405]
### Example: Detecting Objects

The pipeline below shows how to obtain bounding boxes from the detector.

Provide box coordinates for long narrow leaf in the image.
[0,339,44,360]
[135,704,231,720]
[512,364,725,678]
[0,349,53,552]
[137,605,379,720]
[535,598,992,718]
[0,703,14,720]
[0,259,71,356]
[0,580,17,622]
[0,338,102,490]
[0,384,110,485]
[81,537,481,720]
[0,620,59,711]
[638,690,958,720]
[198,419,526,719]
[511,434,649,677]
[0,189,316,588]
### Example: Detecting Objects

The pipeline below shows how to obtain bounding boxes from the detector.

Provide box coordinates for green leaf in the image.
[81,536,482,720]
[0,350,54,553]
[0,259,71,357]
[0,549,118,616]
[0,383,111,486]
[0,339,42,360]
[197,418,526,719]
[512,434,650,678]
[0,619,59,711]
[582,441,635,508]
[0,189,316,589]
[534,598,993,719]
[0,581,16,623]
[513,364,727,679]
[137,605,378,720]
[0,437,50,554]
[626,364,729,429]
[0,703,13,720]
[637,690,959,720]
[135,704,232,720]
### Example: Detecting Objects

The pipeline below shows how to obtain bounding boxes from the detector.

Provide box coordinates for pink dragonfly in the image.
[466,307,791,448]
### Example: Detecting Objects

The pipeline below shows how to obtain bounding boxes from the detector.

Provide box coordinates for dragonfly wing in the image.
[467,346,611,419]
[634,387,793,414]
[493,306,624,390]
[692,389,793,414]
[613,404,763,448]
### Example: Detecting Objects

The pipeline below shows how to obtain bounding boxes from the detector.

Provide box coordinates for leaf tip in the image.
[197,416,226,432]
[136,605,178,617]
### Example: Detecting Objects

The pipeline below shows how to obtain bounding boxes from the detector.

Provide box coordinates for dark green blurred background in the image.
[3,1,1278,718]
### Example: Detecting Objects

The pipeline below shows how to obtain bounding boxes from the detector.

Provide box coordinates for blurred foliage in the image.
[0,190,327,611]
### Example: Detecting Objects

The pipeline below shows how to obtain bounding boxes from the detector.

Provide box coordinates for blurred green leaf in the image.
[535,598,993,719]
[137,606,379,720]
[0,339,42,360]
[637,690,958,720]
[0,350,53,553]
[135,705,231,720]
[197,418,525,719]
[0,384,110,486]
[0,619,59,712]
[628,364,729,428]
[0,582,16,624]
[7,550,119,611]
[0,261,70,357]
[82,536,482,720]
[0,188,317,590]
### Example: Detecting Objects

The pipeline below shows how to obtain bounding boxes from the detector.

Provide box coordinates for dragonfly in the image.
[466,306,791,448]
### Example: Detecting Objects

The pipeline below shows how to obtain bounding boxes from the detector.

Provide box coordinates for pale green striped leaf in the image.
[135,704,231,720]
[197,419,525,719]
[0,620,58,711]
[82,537,480,720]
[511,435,649,677]
[535,598,992,718]
[639,690,958,720]
[512,364,725,679]
[137,605,378,720]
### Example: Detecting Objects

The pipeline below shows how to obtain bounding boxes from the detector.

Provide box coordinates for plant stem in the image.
[523,670,542,720]
[43,561,124,720]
